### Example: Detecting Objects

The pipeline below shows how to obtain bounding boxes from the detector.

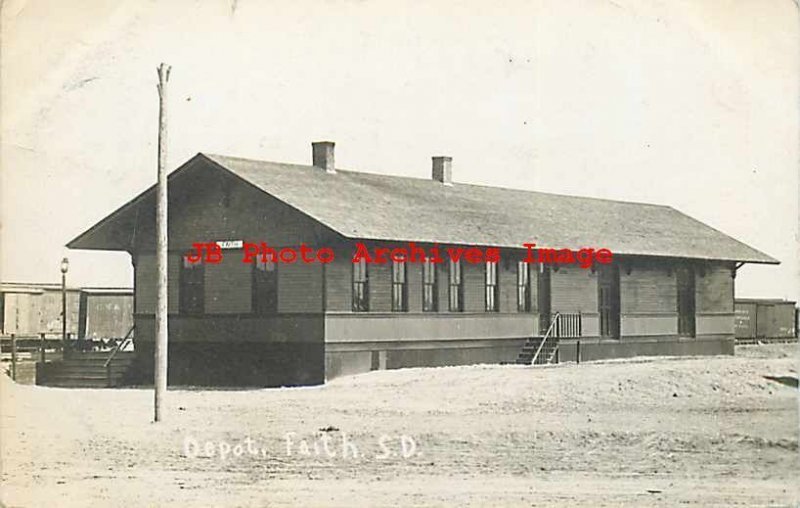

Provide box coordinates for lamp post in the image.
[60,257,69,357]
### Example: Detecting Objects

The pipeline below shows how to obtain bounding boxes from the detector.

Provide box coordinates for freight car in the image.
[734,298,798,343]
[1,283,132,341]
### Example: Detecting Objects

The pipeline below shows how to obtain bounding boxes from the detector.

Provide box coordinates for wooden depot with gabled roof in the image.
[67,141,778,387]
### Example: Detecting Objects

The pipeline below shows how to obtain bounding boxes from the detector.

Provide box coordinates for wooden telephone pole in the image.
[154,63,171,422]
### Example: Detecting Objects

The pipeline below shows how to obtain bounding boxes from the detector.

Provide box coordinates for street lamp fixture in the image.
[61,257,69,357]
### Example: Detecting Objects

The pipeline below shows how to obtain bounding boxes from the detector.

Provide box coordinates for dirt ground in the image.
[1,344,798,507]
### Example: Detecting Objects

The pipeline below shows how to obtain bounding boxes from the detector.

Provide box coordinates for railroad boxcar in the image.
[735,298,797,342]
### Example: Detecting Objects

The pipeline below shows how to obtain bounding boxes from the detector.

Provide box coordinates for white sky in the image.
[1,0,798,301]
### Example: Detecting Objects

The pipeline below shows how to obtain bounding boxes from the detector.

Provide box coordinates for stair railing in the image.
[105,325,134,387]
[531,312,561,365]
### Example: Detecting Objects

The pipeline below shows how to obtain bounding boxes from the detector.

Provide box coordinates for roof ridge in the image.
[202,152,672,209]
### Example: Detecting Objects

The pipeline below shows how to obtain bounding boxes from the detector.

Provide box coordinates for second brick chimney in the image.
[432,156,453,185]
[312,141,336,174]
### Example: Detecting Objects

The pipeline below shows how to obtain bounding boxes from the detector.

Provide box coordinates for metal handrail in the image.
[531,312,561,365]
[105,325,134,387]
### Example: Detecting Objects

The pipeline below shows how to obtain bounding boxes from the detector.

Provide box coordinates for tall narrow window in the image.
[392,261,408,312]
[180,256,205,315]
[448,259,463,312]
[517,261,531,312]
[422,258,438,312]
[352,258,369,312]
[252,257,278,315]
[677,265,696,337]
[486,261,499,312]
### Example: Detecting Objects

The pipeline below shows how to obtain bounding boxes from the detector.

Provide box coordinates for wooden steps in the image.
[37,351,135,388]
[515,337,559,365]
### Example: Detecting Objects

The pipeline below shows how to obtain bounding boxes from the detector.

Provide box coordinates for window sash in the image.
[448,260,463,312]
[392,261,407,311]
[485,261,499,312]
[352,259,369,311]
[517,261,531,312]
[423,259,438,312]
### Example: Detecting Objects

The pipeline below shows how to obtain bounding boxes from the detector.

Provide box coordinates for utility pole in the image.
[154,63,171,422]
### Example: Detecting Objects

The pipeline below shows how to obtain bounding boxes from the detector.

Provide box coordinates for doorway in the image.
[537,265,551,334]
[598,264,620,338]
[676,266,696,337]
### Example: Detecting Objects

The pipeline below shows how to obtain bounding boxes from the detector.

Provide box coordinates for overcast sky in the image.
[1,0,798,301]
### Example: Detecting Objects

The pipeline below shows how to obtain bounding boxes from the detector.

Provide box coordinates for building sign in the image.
[215,240,243,250]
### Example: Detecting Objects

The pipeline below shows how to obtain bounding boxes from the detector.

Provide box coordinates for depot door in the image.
[676,266,696,337]
[537,265,551,334]
[598,264,620,338]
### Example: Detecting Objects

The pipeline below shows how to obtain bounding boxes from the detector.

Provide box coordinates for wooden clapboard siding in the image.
[369,262,392,313]
[437,262,450,312]
[498,257,517,313]
[407,262,423,313]
[620,263,676,314]
[696,263,733,314]
[325,248,352,312]
[278,261,323,313]
[551,265,597,313]
[463,261,485,313]
[325,313,535,343]
[134,253,179,314]
[131,163,336,252]
[529,265,539,312]
[618,262,677,336]
[205,249,252,313]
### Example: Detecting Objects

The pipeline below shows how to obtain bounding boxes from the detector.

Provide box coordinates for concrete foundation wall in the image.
[132,314,324,387]
[131,341,324,387]
[325,338,526,379]
[558,336,734,362]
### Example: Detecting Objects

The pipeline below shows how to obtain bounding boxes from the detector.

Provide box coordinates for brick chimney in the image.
[432,156,452,185]
[312,141,335,174]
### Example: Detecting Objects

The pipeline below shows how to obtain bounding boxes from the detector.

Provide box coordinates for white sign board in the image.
[215,240,243,249]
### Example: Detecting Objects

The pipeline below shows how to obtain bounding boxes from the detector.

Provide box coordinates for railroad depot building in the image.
[68,142,778,386]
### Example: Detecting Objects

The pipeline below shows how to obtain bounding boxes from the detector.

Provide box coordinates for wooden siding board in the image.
[696,264,733,314]
[278,261,323,313]
[325,314,536,343]
[205,249,252,314]
[696,313,735,335]
[499,259,517,313]
[131,165,333,253]
[620,264,676,315]
[437,262,450,312]
[407,262,423,313]
[135,253,180,314]
[529,266,539,313]
[325,247,352,312]
[621,315,678,336]
[463,262,485,313]
[369,262,392,313]
[551,265,597,314]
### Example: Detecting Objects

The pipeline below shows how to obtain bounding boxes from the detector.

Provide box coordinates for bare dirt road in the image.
[1,344,798,507]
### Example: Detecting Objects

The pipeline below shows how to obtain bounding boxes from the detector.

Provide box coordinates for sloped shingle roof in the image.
[68,153,778,264]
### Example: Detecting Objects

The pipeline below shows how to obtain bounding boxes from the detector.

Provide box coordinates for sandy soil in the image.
[1,344,798,507]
